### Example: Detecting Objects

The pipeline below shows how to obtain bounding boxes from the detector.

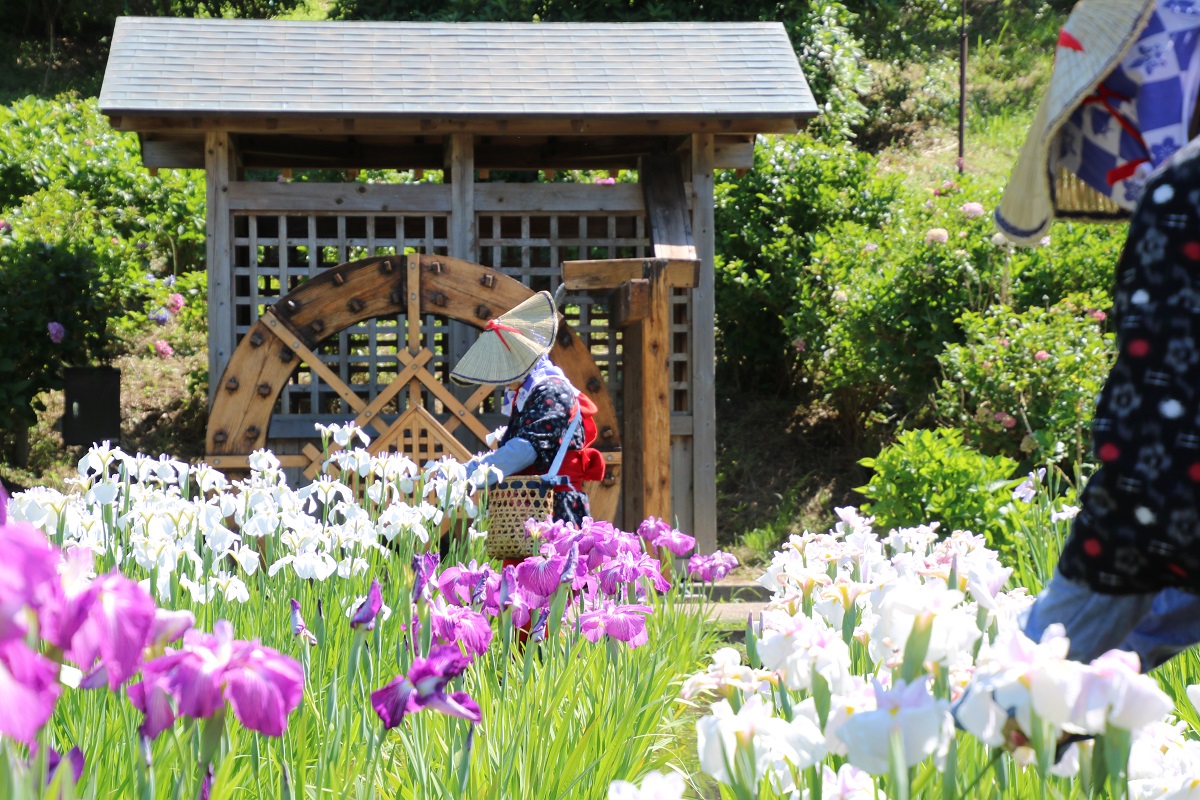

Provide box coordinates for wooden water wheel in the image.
[205,253,622,521]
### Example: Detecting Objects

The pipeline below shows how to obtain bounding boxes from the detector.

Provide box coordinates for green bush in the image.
[713,134,902,391]
[0,203,120,431]
[802,177,1003,421]
[0,96,206,276]
[857,427,1019,550]
[0,95,210,435]
[789,176,1126,429]
[936,292,1114,470]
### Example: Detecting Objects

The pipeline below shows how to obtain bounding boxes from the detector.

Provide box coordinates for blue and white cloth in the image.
[499,354,578,416]
[1057,1,1200,209]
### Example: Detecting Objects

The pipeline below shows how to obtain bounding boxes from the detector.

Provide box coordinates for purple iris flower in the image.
[128,620,304,738]
[437,561,494,608]
[516,553,568,597]
[55,571,157,691]
[371,644,481,728]
[412,552,440,604]
[289,599,316,646]
[0,505,63,643]
[429,597,493,656]
[46,746,85,785]
[350,578,383,631]
[597,551,671,596]
[148,608,194,650]
[577,603,654,648]
[688,551,739,583]
[638,517,697,556]
[0,638,62,745]
[530,608,550,642]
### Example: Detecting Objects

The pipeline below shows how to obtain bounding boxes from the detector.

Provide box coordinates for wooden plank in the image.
[205,131,235,406]
[259,309,367,415]
[585,450,622,524]
[670,435,695,537]
[406,254,423,411]
[112,114,804,138]
[612,280,650,328]
[400,352,494,443]
[356,348,432,437]
[475,182,645,214]
[641,154,698,262]
[447,133,478,446]
[712,136,756,170]
[621,259,672,529]
[206,453,310,470]
[141,136,204,169]
[444,383,495,437]
[691,134,718,554]
[226,182,452,213]
[561,258,699,291]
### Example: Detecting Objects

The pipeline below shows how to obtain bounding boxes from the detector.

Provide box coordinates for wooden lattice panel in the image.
[476,210,668,412]
[231,211,450,427]
[371,405,471,464]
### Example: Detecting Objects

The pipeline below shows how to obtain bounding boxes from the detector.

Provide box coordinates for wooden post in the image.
[561,257,698,531]
[205,131,234,406]
[623,260,673,528]
[447,134,478,440]
[691,134,718,554]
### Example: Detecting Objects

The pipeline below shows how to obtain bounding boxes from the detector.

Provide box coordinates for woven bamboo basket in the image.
[483,478,553,559]
[1053,164,1129,222]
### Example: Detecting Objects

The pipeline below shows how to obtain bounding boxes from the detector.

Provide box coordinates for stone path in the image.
[682,579,772,631]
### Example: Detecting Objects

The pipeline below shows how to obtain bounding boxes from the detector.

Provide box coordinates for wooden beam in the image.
[226,182,452,213]
[641,154,698,262]
[561,258,699,291]
[691,134,718,554]
[106,114,806,137]
[612,280,650,329]
[476,183,644,214]
[205,131,235,406]
[622,260,672,529]
[205,453,310,471]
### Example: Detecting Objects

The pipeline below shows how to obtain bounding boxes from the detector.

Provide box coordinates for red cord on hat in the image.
[484,318,522,352]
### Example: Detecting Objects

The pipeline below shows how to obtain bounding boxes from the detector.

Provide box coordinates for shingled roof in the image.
[99,17,816,123]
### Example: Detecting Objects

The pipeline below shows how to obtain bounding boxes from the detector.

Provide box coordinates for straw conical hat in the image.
[995,0,1155,245]
[450,291,559,385]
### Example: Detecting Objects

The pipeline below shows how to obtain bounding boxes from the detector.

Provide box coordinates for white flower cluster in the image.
[8,427,487,603]
[685,507,1200,797]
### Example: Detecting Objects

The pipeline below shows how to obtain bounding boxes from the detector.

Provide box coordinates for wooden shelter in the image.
[99,17,817,551]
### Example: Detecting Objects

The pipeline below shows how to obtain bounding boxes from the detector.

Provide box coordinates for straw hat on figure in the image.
[451,291,606,526]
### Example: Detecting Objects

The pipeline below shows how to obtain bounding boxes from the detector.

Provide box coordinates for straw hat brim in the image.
[450,291,560,385]
[995,0,1154,245]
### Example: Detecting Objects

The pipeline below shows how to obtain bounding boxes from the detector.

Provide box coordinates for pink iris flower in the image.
[51,571,158,691]
[0,638,62,745]
[128,620,303,738]
[577,603,654,649]
[637,516,697,556]
[371,644,481,728]
[437,561,495,609]
[429,597,494,656]
[597,551,671,596]
[516,552,568,597]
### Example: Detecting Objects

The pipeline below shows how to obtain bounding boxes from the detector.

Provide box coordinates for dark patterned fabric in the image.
[498,377,590,525]
[1059,141,1200,594]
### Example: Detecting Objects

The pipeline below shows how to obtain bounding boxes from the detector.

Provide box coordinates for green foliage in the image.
[713,134,901,391]
[936,293,1114,470]
[0,96,207,274]
[0,95,208,435]
[791,176,1125,430]
[0,203,119,431]
[857,427,1018,549]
